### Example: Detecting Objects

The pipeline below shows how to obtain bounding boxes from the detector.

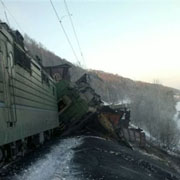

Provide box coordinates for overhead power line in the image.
[4,10,10,26]
[0,0,24,34]
[64,0,86,66]
[49,0,80,65]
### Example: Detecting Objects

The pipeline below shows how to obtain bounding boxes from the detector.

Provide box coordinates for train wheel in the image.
[44,130,51,141]
[0,148,5,167]
[39,132,44,145]
[21,140,27,156]
[10,143,17,160]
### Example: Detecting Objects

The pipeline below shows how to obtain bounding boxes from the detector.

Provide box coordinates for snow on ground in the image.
[102,100,110,106]
[14,137,83,180]
[102,98,131,106]
[174,101,180,147]
[115,98,131,105]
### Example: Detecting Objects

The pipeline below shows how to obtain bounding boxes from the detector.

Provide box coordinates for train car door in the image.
[0,39,16,127]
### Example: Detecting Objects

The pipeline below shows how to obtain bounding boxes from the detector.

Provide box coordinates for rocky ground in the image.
[72,136,180,180]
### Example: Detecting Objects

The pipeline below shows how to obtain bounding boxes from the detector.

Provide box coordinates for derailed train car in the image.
[0,23,58,163]
[47,63,146,147]
[56,74,102,134]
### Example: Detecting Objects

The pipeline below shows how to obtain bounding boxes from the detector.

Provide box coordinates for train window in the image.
[42,71,50,86]
[33,62,41,71]
[14,44,31,72]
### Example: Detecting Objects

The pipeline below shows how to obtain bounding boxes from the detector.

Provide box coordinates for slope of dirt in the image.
[73,136,180,180]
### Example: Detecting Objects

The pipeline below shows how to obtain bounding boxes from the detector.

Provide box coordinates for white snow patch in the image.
[142,130,157,141]
[173,101,180,146]
[115,98,131,105]
[174,102,180,128]
[129,123,139,129]
[15,137,82,180]
[102,98,131,106]
[102,100,110,106]
[176,102,180,111]
[83,135,109,141]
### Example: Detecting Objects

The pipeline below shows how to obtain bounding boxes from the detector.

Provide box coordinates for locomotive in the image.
[0,22,58,164]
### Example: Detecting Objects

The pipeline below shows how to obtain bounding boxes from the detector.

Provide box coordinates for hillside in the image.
[89,70,180,103]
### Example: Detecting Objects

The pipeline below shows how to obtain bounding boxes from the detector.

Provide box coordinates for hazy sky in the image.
[1,0,180,89]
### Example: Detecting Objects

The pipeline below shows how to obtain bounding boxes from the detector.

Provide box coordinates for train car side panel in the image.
[0,24,59,146]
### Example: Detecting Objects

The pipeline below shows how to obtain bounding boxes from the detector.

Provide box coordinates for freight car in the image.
[55,74,102,135]
[0,22,58,164]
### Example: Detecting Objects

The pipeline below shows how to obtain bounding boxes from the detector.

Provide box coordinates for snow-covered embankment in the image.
[15,137,82,180]
[174,102,180,128]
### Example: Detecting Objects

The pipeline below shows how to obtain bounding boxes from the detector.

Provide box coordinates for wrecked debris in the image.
[48,64,146,149]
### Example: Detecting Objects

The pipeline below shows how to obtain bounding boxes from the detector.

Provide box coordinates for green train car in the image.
[0,23,58,163]
[55,74,102,134]
[56,80,89,132]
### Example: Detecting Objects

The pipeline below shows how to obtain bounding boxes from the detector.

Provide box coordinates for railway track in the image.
[0,137,82,180]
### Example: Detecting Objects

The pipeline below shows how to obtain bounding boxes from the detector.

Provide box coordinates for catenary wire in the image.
[64,0,86,66]
[49,0,81,65]
[4,10,10,26]
[0,0,24,34]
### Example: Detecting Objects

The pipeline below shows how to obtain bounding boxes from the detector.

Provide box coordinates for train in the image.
[0,22,58,164]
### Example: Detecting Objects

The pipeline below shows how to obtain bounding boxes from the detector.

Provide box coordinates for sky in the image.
[1,0,180,89]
